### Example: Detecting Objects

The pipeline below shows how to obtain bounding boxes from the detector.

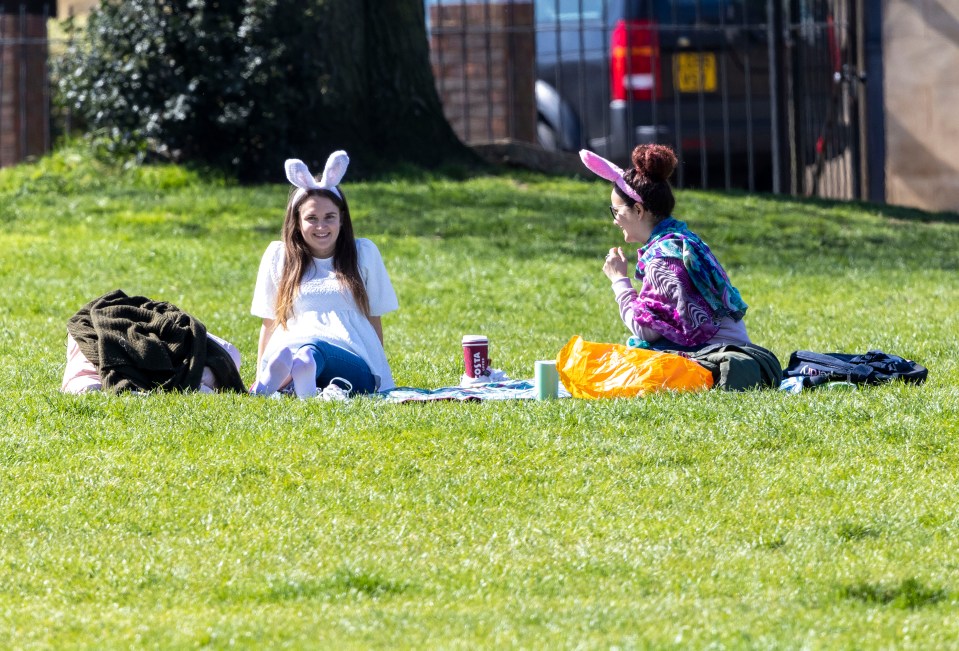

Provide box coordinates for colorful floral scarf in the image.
[636,217,748,321]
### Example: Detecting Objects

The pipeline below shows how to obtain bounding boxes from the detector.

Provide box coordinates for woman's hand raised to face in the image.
[603,247,629,281]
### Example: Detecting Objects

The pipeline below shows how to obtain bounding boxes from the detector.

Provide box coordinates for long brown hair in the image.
[274,187,371,329]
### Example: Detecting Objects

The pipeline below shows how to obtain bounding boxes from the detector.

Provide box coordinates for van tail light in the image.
[826,13,841,75]
[610,19,661,102]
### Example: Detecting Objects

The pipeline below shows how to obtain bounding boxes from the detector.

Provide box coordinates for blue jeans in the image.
[298,340,376,394]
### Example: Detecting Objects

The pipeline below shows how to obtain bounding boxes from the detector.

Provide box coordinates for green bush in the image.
[55,0,348,181]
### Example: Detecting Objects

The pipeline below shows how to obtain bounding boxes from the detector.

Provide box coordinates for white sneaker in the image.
[318,377,352,401]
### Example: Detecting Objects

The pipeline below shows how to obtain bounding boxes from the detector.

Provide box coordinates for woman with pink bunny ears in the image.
[250,151,399,398]
[580,144,752,351]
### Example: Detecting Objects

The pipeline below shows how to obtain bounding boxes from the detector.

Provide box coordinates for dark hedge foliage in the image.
[55,0,437,181]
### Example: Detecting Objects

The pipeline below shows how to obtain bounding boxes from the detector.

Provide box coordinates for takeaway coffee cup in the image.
[462,335,490,378]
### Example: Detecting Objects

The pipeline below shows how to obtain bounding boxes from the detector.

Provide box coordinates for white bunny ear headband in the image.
[285,150,350,204]
[579,149,643,204]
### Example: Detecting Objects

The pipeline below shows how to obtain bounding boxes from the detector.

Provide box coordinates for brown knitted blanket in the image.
[66,289,245,393]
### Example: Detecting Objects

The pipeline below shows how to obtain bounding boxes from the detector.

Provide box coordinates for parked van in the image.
[536,0,835,187]
[427,0,837,189]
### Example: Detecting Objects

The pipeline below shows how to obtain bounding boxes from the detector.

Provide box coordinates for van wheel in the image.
[537,120,559,151]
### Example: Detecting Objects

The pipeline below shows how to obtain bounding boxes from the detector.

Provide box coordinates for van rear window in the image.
[535,0,769,25]
[630,0,768,24]
[535,0,609,22]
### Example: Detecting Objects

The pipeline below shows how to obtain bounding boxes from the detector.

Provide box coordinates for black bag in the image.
[679,343,783,391]
[782,350,928,388]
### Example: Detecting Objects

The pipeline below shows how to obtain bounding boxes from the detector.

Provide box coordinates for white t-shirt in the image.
[251,239,399,390]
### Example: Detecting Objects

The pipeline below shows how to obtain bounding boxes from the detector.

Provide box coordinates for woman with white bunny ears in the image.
[250,151,399,398]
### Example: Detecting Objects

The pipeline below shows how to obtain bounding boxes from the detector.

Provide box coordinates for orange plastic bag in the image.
[556,335,714,399]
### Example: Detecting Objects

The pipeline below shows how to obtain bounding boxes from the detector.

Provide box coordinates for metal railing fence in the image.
[426,0,870,199]
[3,0,873,202]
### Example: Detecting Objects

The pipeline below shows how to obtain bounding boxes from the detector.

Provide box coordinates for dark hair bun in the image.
[631,144,677,183]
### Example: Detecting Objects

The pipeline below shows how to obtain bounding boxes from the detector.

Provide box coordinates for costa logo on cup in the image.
[462,335,490,378]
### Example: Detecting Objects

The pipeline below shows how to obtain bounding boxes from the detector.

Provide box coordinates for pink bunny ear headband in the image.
[579,149,643,204]
[285,150,350,205]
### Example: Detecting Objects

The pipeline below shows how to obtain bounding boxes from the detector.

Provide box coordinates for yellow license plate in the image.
[674,53,717,93]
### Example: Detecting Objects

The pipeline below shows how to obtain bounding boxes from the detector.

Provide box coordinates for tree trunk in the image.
[57,0,476,181]
[298,0,476,176]
[362,0,469,165]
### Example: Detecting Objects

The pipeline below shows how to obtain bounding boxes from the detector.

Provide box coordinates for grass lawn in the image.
[2,148,958,649]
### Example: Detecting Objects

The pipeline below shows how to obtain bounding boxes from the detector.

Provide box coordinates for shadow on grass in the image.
[836,522,882,542]
[841,577,947,609]
[357,180,959,273]
[10,150,959,274]
[729,190,959,226]
[260,567,411,603]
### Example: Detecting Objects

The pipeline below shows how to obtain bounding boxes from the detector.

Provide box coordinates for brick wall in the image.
[429,1,536,144]
[0,11,49,168]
